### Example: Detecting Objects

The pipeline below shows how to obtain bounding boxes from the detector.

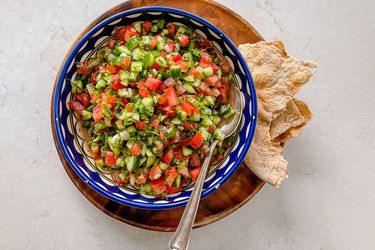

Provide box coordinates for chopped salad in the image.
[68,19,237,197]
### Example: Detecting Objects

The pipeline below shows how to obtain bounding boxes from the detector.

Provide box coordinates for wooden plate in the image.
[51,0,264,232]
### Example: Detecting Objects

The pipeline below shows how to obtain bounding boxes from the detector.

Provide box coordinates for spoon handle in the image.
[168,140,219,250]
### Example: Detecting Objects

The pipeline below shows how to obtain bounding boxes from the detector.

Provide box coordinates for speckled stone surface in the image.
[1,0,374,249]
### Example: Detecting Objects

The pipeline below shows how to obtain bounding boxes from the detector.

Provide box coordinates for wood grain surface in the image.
[51,0,264,232]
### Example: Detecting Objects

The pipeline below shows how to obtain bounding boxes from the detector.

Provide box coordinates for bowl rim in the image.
[52,6,257,210]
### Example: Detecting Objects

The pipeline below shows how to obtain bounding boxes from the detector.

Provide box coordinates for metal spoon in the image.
[168,88,244,250]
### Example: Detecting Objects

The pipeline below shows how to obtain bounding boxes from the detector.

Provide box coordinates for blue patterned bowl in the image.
[52,6,257,210]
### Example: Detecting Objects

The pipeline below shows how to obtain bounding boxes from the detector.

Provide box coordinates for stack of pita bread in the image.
[238,40,316,187]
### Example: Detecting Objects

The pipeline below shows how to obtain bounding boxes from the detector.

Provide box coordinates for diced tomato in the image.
[166,23,176,38]
[199,143,210,154]
[176,85,185,95]
[105,65,121,74]
[149,165,162,181]
[90,71,98,84]
[211,63,220,74]
[125,103,133,112]
[174,147,184,161]
[171,53,182,62]
[159,82,167,91]
[178,166,189,177]
[177,34,190,47]
[170,134,181,144]
[90,149,100,159]
[221,60,231,73]
[141,21,152,35]
[218,86,228,103]
[151,62,161,70]
[183,121,197,131]
[172,60,188,72]
[93,104,104,123]
[105,151,117,167]
[108,39,117,49]
[207,125,216,133]
[165,167,178,187]
[222,140,231,149]
[120,98,128,106]
[144,77,163,91]
[189,67,201,78]
[135,121,147,130]
[191,132,203,149]
[74,93,90,108]
[76,60,91,76]
[115,26,127,41]
[181,100,195,115]
[179,137,192,147]
[68,100,85,115]
[200,51,212,64]
[150,119,159,128]
[166,184,182,194]
[108,95,117,106]
[138,82,150,97]
[199,61,211,69]
[164,40,175,54]
[158,95,168,105]
[190,167,202,181]
[112,170,125,186]
[215,153,225,162]
[122,57,132,71]
[115,119,123,128]
[124,25,140,42]
[150,36,158,49]
[204,75,219,87]
[150,178,166,193]
[160,131,165,140]
[130,142,142,156]
[163,87,179,106]
[109,74,125,90]
[136,174,147,185]
[161,148,174,164]
[202,38,211,48]
[190,152,201,167]
[196,81,208,95]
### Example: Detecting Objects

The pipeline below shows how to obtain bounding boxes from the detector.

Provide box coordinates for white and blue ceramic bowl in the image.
[52,6,257,210]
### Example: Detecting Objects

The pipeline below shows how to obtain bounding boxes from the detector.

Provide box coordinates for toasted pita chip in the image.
[273,99,312,142]
[238,40,316,187]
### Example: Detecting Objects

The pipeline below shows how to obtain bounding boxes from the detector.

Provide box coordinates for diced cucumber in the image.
[172,174,181,188]
[182,147,193,157]
[171,117,181,125]
[157,19,165,29]
[187,113,201,122]
[213,128,225,140]
[184,26,195,36]
[112,56,122,66]
[177,110,188,121]
[132,48,144,61]
[126,36,139,51]
[155,56,167,67]
[183,84,196,94]
[151,24,158,33]
[143,52,154,67]
[125,156,140,172]
[175,26,186,38]
[165,126,177,138]
[211,115,221,125]
[129,72,138,82]
[170,66,182,78]
[219,104,231,116]
[192,48,201,57]
[146,154,156,168]
[142,36,151,46]
[131,61,143,72]
[183,75,195,82]
[126,125,137,134]
[203,66,213,77]
[191,79,201,87]
[201,117,214,127]
[151,50,160,58]
[134,22,142,33]
[223,109,237,118]
[119,70,130,81]
[141,96,154,107]
[81,110,92,120]
[199,129,210,141]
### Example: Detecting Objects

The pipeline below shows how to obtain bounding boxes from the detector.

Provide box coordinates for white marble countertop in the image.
[1,0,374,249]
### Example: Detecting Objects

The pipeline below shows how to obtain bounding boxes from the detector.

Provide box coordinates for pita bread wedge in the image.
[238,40,316,187]
[273,99,313,143]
